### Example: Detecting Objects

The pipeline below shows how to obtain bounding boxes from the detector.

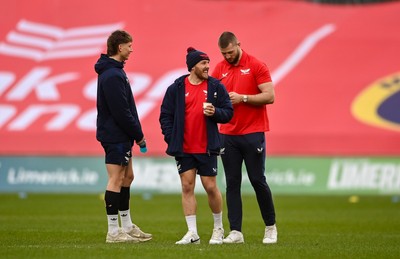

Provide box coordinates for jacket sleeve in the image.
[103,73,143,142]
[210,81,233,124]
[159,85,175,144]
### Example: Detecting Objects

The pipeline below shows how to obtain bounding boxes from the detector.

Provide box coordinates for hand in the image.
[203,103,215,117]
[229,92,244,105]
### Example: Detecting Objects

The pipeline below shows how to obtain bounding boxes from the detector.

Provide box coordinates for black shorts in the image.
[175,154,218,176]
[101,142,132,166]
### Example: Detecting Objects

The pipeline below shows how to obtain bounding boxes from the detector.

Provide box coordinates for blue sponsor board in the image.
[1,156,400,195]
[0,157,106,193]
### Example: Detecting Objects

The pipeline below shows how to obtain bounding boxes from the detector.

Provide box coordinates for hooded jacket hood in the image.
[94,54,124,75]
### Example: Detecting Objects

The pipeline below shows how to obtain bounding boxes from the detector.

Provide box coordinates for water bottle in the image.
[139,139,147,153]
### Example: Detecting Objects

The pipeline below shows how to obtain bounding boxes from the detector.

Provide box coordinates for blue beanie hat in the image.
[186,47,210,71]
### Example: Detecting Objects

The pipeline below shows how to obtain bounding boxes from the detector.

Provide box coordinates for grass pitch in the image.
[0,193,399,258]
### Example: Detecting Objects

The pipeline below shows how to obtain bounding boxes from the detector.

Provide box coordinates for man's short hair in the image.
[107,30,132,56]
[218,31,238,48]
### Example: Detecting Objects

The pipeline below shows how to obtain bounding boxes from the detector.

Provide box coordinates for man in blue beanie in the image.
[160,47,233,245]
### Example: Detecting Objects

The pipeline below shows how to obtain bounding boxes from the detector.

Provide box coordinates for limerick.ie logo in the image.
[351,73,400,132]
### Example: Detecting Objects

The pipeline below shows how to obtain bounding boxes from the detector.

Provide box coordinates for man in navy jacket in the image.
[159,47,233,245]
[95,30,151,243]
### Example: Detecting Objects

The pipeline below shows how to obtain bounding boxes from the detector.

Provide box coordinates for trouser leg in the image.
[221,134,244,231]
[243,133,276,226]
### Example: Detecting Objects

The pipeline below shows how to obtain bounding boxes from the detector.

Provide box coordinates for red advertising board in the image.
[1,0,399,156]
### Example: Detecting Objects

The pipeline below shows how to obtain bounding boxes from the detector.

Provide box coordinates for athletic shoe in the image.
[263,224,278,244]
[209,227,224,244]
[106,229,139,243]
[175,230,200,245]
[126,224,152,242]
[223,230,244,244]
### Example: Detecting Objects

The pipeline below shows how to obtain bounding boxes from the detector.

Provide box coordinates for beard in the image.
[194,67,209,81]
[226,53,239,65]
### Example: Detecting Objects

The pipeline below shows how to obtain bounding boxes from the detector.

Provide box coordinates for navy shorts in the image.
[101,142,132,166]
[175,154,218,176]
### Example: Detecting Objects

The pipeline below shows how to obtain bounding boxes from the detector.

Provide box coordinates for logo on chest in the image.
[184,89,208,100]
[240,68,251,75]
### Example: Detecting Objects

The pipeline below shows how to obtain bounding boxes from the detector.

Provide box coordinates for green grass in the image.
[0,193,399,258]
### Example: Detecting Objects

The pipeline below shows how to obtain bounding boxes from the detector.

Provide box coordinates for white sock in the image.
[107,214,119,235]
[119,210,133,231]
[185,215,197,234]
[213,212,223,229]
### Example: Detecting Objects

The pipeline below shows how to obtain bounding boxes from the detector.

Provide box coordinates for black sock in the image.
[105,190,120,215]
[119,187,130,211]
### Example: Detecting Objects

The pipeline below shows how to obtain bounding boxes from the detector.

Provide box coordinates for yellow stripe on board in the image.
[351,73,400,132]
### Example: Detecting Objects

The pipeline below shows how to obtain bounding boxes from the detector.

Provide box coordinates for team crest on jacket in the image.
[351,72,400,132]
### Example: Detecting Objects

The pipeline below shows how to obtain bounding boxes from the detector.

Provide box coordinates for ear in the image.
[237,42,241,47]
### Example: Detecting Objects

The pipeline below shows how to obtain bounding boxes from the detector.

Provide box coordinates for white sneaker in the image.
[125,224,152,242]
[106,229,139,243]
[263,224,278,244]
[223,230,244,244]
[209,228,224,245]
[175,230,200,245]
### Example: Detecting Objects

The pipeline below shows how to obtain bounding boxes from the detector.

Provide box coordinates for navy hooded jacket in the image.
[159,75,233,157]
[95,54,144,144]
